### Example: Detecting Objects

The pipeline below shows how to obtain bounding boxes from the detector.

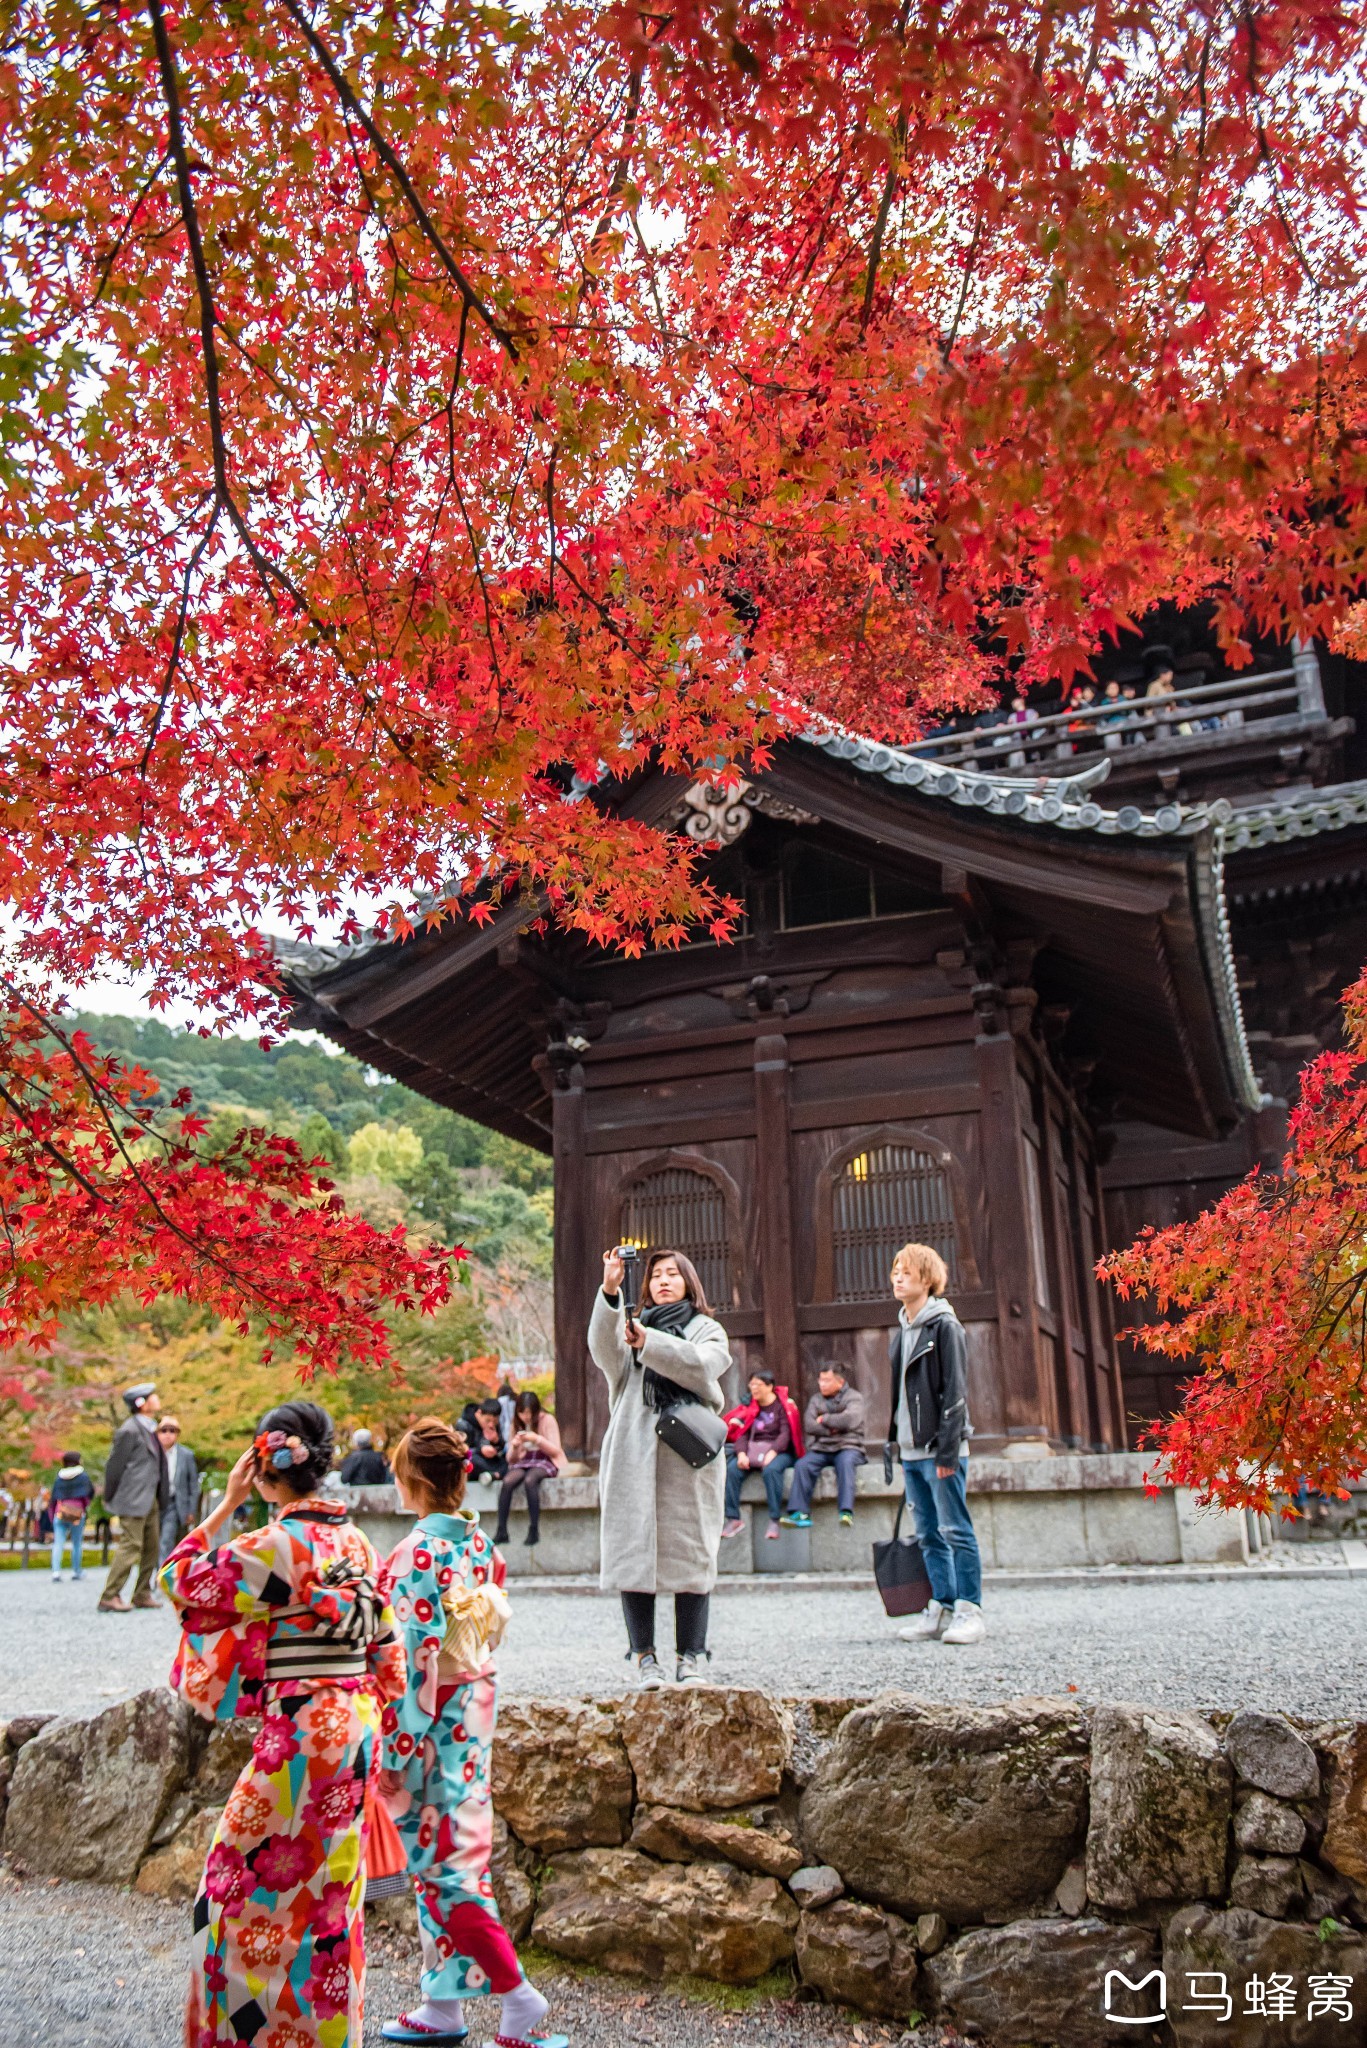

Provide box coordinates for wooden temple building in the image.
[287,643,1367,1459]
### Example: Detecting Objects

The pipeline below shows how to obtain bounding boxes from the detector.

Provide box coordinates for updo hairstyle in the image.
[392,1416,469,1513]
[254,1400,335,1495]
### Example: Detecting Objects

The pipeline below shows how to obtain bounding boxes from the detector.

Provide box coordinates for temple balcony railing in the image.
[912,644,1350,797]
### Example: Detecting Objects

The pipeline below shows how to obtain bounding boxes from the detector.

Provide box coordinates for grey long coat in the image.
[589,1289,730,1595]
[103,1416,169,1519]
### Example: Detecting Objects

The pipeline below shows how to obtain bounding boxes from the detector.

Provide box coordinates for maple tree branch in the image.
[146,0,231,506]
[139,506,220,783]
[586,57,644,263]
[861,116,907,336]
[943,212,985,359]
[9,997,333,1320]
[545,446,559,602]
[143,13,421,767]
[0,1073,106,1201]
[91,147,171,305]
[274,0,520,360]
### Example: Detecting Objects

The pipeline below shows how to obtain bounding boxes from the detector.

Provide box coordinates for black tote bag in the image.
[872,1497,932,1617]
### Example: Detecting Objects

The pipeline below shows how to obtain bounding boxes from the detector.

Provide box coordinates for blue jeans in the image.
[788,1446,863,1516]
[51,1514,86,1577]
[724,1448,794,1521]
[903,1458,982,1607]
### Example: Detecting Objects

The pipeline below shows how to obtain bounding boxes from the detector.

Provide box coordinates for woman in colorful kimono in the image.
[160,1400,406,2048]
[379,1416,566,2048]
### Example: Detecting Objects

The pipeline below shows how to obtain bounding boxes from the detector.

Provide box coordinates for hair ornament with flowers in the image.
[255,1428,309,1473]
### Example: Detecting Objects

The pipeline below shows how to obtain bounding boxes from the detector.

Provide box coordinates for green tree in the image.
[298,1111,347,1173]
[348,1122,424,1183]
[483,1131,553,1197]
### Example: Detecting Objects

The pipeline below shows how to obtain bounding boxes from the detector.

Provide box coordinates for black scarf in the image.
[635,1298,699,1411]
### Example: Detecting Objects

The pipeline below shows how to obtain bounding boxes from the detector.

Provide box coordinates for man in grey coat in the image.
[781,1368,868,1526]
[156,1415,200,1561]
[99,1383,170,1611]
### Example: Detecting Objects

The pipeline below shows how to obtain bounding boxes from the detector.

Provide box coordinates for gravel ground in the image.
[0,1873,955,2048]
[4,1565,1366,1719]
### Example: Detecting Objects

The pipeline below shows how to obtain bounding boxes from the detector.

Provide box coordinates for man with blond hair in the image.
[887,1242,985,1644]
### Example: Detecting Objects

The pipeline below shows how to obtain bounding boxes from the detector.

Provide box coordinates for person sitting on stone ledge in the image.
[467,1401,509,1488]
[494,1388,566,1549]
[780,1366,867,1530]
[339,1426,391,1485]
[722,1369,804,1541]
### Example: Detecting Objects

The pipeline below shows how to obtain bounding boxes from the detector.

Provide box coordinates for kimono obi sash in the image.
[266,1633,369,1681]
[168,1505,388,1720]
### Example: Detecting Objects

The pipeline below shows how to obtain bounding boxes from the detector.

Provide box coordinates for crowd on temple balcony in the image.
[921,644,1229,759]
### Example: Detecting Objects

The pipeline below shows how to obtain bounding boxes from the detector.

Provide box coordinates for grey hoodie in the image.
[894,1297,970,1463]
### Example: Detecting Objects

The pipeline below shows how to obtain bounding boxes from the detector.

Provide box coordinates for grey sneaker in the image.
[897,1598,949,1642]
[634,1651,666,1690]
[675,1652,709,1685]
[941,1599,986,1645]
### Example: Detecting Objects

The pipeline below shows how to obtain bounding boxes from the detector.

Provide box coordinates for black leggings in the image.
[495,1469,545,1543]
[621,1589,710,1657]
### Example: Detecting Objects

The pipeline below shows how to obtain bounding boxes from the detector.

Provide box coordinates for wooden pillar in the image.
[752,1032,801,1389]
[1084,1144,1129,1447]
[551,1062,592,1460]
[973,1025,1056,1439]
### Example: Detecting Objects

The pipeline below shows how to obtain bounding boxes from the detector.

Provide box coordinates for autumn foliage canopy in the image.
[2,0,1367,1375]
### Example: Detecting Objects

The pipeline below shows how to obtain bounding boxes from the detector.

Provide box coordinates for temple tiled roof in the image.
[802,727,1221,838]
[1221,779,1367,852]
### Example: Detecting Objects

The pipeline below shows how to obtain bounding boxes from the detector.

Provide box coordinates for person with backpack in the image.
[48,1450,94,1580]
[887,1241,986,1645]
[378,1417,564,2048]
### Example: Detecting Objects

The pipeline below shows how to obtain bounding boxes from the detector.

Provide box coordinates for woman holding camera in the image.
[590,1245,731,1686]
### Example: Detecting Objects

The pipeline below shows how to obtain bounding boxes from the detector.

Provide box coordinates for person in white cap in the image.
[98,1382,170,1611]
[339,1426,391,1485]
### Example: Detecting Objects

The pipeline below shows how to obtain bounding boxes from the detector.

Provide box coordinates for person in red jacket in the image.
[721,1371,805,1541]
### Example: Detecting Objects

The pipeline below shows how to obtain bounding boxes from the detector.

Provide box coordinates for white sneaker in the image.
[675,1652,708,1685]
[942,1599,986,1644]
[634,1651,666,1689]
[897,1598,948,1641]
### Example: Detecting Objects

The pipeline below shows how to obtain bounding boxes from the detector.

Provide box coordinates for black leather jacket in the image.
[886,1309,969,1465]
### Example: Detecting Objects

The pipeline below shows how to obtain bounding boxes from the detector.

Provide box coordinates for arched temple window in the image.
[619,1164,736,1309]
[829,1141,960,1302]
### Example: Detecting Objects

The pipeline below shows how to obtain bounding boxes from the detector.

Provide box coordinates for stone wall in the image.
[4,1688,1367,2045]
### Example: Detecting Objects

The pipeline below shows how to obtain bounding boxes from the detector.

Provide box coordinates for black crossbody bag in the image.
[621,1261,727,1470]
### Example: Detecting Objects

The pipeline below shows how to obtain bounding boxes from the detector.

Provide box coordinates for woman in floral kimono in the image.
[160,1401,406,2048]
[379,1416,566,2048]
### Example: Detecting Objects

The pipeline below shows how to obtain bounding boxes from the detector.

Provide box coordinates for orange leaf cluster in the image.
[1101,967,1367,1511]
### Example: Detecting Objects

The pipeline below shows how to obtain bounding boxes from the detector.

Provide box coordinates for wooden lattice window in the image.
[620,1167,733,1309]
[831,1143,958,1302]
